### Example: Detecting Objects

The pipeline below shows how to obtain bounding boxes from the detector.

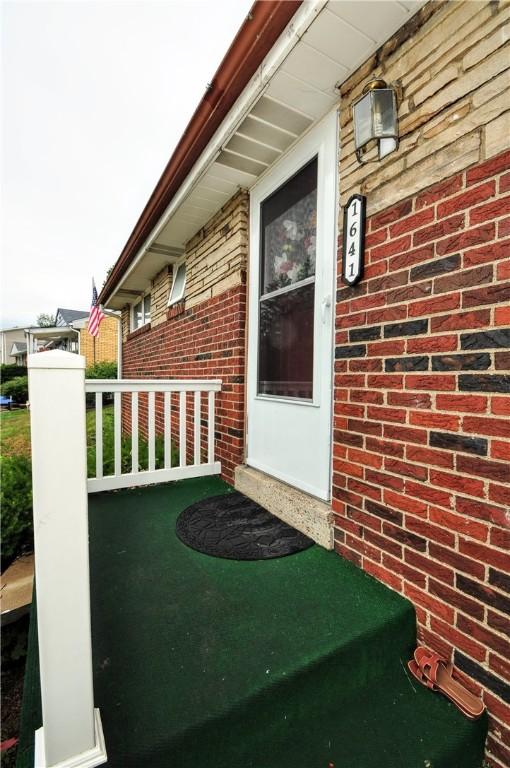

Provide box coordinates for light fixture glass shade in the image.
[379,137,398,160]
[353,91,373,149]
[352,85,399,161]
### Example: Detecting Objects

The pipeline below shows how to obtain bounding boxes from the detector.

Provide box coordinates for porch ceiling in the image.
[24,327,78,339]
[108,0,426,309]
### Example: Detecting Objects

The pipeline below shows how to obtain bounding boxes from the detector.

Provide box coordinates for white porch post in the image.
[28,350,107,768]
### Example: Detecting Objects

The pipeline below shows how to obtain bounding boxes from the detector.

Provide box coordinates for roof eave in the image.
[99,0,302,306]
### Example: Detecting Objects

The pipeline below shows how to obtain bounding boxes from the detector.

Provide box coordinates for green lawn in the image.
[0,406,111,462]
[0,405,115,472]
[0,405,176,476]
[0,409,31,458]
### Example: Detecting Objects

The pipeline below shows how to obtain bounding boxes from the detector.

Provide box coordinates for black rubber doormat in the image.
[175,491,314,560]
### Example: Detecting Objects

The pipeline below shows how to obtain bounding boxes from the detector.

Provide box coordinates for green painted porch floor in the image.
[18,477,486,767]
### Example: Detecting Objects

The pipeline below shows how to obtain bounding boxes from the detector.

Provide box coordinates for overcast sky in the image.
[1,0,252,329]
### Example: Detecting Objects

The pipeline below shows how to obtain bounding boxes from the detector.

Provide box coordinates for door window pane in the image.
[258,158,318,399]
[260,158,317,295]
[258,283,314,399]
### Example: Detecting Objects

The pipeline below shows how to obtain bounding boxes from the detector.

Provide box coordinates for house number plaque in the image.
[342,193,366,286]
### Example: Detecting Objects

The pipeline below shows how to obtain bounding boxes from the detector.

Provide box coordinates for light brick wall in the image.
[150,266,173,327]
[121,307,130,343]
[335,3,510,766]
[185,190,249,309]
[339,0,510,216]
[79,316,118,368]
[120,191,248,336]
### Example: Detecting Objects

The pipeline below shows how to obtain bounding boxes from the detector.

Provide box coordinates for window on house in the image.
[168,263,186,306]
[133,294,151,330]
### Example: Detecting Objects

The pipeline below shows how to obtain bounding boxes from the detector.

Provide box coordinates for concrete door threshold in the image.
[234,465,334,549]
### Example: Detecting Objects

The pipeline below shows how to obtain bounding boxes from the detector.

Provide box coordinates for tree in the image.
[36,313,56,327]
[101,264,116,289]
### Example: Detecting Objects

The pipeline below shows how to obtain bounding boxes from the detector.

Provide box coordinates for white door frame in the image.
[246,109,338,500]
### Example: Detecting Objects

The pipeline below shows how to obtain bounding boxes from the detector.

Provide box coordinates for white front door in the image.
[247,111,337,501]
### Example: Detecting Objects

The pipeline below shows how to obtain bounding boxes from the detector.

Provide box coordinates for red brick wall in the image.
[122,282,246,484]
[333,149,510,766]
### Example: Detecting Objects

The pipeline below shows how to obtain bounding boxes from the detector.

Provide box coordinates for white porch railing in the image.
[86,379,221,493]
[28,351,222,768]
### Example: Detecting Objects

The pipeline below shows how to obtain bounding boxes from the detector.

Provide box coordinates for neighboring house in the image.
[10,340,27,366]
[98,3,510,766]
[25,307,119,369]
[0,327,26,365]
[55,307,90,327]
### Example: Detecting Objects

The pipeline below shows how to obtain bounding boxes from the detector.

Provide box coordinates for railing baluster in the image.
[114,391,121,477]
[194,391,201,466]
[208,390,215,464]
[179,391,186,467]
[148,391,155,471]
[95,392,103,480]
[164,391,171,469]
[131,392,138,473]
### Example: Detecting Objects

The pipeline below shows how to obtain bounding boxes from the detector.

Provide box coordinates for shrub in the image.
[0,364,27,384]
[0,455,33,569]
[85,362,117,407]
[86,405,178,477]
[1,375,29,404]
[2,614,29,667]
[86,361,118,379]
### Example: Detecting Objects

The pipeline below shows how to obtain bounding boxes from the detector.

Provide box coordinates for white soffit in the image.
[112,0,426,308]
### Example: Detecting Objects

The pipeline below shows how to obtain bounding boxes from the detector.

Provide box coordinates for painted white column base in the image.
[35,709,107,768]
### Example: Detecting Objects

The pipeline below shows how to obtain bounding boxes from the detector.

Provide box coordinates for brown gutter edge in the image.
[100,0,302,306]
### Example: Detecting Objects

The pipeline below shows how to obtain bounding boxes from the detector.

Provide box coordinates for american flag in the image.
[87,279,105,337]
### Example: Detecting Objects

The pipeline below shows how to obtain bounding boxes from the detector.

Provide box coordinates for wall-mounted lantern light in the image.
[352,79,399,164]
